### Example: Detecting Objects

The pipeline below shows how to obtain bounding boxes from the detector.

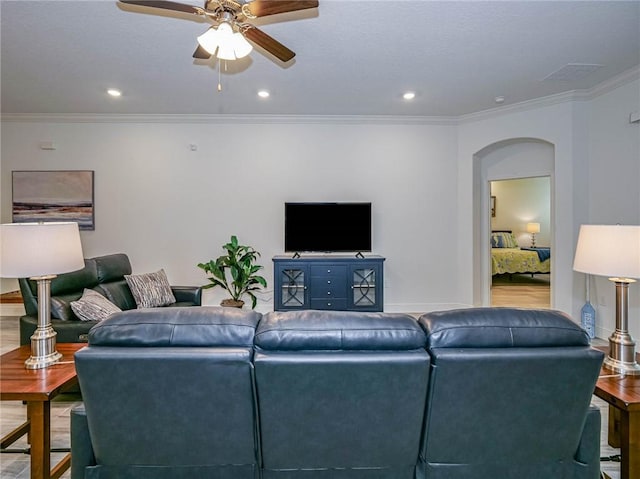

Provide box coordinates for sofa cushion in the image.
[125,269,176,308]
[255,311,426,351]
[88,307,261,347]
[49,259,99,296]
[71,289,122,322]
[50,293,84,321]
[94,253,132,282]
[95,280,137,311]
[419,307,590,349]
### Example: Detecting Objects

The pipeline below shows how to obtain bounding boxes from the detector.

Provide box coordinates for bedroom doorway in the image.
[490,176,551,308]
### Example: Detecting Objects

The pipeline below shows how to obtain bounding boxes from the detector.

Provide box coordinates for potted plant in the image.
[197,235,267,309]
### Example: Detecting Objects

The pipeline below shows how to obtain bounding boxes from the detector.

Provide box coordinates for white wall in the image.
[0,118,462,312]
[584,78,640,339]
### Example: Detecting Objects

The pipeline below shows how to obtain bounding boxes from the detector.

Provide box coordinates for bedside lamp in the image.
[573,224,640,375]
[526,222,540,248]
[0,222,84,369]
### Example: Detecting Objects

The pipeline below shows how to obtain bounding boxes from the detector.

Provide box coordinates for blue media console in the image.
[273,255,385,312]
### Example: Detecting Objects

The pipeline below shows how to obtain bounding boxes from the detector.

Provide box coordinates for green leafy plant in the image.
[197,235,267,309]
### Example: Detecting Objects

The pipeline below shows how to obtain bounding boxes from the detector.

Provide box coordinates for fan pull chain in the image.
[217,60,228,92]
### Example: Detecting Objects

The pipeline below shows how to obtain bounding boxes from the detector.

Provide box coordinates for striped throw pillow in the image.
[125,269,176,308]
[70,289,121,322]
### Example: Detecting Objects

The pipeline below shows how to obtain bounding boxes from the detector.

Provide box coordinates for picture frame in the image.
[490,196,496,217]
[12,170,95,230]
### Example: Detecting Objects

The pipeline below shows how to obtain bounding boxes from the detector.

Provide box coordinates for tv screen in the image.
[285,202,372,253]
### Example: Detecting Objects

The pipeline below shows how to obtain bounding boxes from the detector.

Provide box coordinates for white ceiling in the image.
[1,0,639,117]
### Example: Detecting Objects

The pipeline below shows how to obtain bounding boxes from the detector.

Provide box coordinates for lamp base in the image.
[24,324,61,369]
[604,329,640,376]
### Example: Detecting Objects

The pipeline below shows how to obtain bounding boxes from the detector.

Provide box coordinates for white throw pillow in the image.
[124,269,176,308]
[70,289,122,322]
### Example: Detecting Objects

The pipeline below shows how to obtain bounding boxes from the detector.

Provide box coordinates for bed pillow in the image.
[125,269,176,308]
[491,232,518,248]
[70,289,122,322]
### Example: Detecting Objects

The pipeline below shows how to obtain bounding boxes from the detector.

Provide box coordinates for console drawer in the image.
[310,277,347,297]
[310,265,347,278]
[310,298,348,310]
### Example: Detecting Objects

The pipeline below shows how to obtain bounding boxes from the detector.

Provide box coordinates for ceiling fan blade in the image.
[246,0,318,18]
[193,44,212,59]
[243,26,295,62]
[118,0,201,15]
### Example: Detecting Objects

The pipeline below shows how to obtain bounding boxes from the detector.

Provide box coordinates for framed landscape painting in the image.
[12,170,95,230]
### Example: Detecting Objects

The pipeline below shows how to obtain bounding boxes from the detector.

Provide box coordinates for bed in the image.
[491,231,551,276]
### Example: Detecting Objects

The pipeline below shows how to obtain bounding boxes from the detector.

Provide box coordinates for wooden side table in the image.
[1,343,85,479]
[594,347,640,479]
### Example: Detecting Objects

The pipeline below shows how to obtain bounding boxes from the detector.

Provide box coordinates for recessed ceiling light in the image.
[494,96,505,104]
[107,89,122,97]
[258,90,270,98]
[403,92,416,100]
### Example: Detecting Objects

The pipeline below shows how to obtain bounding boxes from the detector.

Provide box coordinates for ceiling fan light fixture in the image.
[232,32,253,59]
[217,42,237,60]
[120,0,318,65]
[197,27,222,54]
[198,22,253,60]
[217,21,234,37]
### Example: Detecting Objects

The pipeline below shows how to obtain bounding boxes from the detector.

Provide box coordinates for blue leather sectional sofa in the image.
[71,307,604,479]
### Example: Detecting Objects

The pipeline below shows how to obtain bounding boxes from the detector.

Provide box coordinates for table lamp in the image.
[0,222,84,369]
[526,222,540,248]
[573,224,640,375]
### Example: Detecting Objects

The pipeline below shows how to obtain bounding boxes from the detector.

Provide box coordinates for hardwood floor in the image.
[0,315,620,479]
[491,273,551,308]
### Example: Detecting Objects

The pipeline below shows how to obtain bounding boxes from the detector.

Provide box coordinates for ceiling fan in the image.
[118,0,319,62]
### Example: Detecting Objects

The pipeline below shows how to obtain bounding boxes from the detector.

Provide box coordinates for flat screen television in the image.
[284,202,372,253]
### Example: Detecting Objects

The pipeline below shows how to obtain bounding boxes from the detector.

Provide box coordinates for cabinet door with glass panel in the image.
[348,263,383,311]
[274,262,309,310]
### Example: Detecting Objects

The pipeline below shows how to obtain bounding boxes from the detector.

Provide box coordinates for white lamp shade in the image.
[0,222,85,278]
[573,224,640,279]
[526,223,541,234]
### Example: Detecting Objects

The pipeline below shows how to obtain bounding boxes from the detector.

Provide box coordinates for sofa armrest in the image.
[20,316,97,345]
[71,405,96,479]
[171,285,202,306]
[574,404,601,478]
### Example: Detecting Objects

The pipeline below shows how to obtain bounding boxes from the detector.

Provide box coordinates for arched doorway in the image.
[471,138,555,307]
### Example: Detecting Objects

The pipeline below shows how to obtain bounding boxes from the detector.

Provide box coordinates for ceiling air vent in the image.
[543,63,603,81]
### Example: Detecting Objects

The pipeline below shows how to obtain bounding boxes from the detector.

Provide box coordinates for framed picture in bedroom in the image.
[12,170,95,230]
[490,196,496,217]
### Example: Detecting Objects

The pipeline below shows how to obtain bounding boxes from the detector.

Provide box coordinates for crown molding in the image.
[2,67,637,126]
[587,66,639,99]
[457,90,583,124]
[458,66,640,124]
